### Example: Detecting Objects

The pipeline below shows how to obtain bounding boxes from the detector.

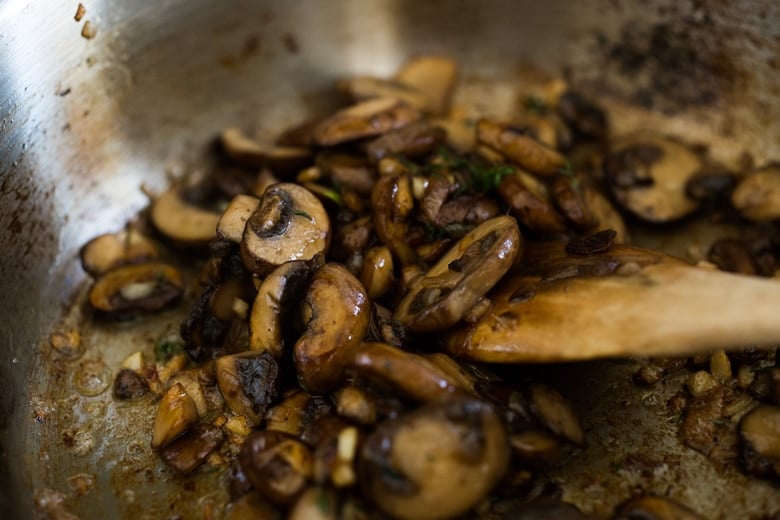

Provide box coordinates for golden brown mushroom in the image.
[604,134,702,223]
[394,215,522,332]
[151,382,199,449]
[476,119,566,176]
[312,97,421,146]
[150,187,221,245]
[739,404,780,478]
[79,229,157,277]
[217,194,260,244]
[731,164,780,222]
[241,183,330,276]
[221,127,311,175]
[359,396,509,520]
[88,262,183,318]
[394,55,458,116]
[249,258,320,357]
[215,350,281,426]
[294,263,370,393]
[239,430,313,505]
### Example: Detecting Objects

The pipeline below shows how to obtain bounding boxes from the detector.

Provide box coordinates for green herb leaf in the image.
[293,209,313,221]
[154,338,183,362]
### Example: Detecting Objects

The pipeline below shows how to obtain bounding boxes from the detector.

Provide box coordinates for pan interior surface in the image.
[0,0,778,518]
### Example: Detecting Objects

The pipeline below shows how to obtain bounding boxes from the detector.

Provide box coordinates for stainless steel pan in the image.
[1,0,778,518]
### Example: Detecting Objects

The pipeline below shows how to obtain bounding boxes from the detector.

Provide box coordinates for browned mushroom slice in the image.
[613,495,706,520]
[528,384,584,445]
[312,97,422,146]
[394,216,522,333]
[445,241,780,362]
[217,194,259,243]
[315,153,375,195]
[371,173,418,265]
[476,119,566,176]
[221,127,311,175]
[604,134,701,223]
[151,382,199,449]
[294,263,370,393]
[359,396,508,520]
[150,187,221,245]
[583,185,629,243]
[335,386,378,426]
[739,404,780,478]
[159,424,225,474]
[80,229,157,277]
[215,350,281,426]
[551,174,598,230]
[249,258,320,357]
[239,430,313,505]
[241,183,330,276]
[88,262,183,317]
[338,76,431,111]
[432,117,476,153]
[497,173,567,235]
[364,121,446,162]
[509,430,564,468]
[209,277,255,322]
[359,246,394,300]
[731,164,780,221]
[394,55,458,116]
[351,342,468,402]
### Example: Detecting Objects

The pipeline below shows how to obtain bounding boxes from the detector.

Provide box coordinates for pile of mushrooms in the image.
[80,55,780,519]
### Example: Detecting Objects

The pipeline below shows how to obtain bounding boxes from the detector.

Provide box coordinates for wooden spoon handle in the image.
[446,260,780,363]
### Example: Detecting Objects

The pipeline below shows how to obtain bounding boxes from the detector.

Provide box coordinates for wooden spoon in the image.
[445,240,780,362]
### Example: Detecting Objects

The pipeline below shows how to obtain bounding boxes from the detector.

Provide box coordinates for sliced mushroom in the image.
[239,430,313,505]
[159,424,224,474]
[88,262,183,317]
[509,430,564,468]
[432,117,476,153]
[338,76,431,112]
[364,121,446,162]
[372,173,418,265]
[528,384,584,445]
[113,368,149,400]
[359,396,509,520]
[315,153,376,195]
[221,127,311,175]
[249,259,319,357]
[613,496,706,520]
[216,350,281,426]
[497,174,567,235]
[445,240,780,362]
[151,382,199,449]
[739,404,780,478]
[359,246,394,300]
[294,263,370,393]
[551,174,597,230]
[604,134,701,223]
[241,183,330,276]
[731,164,780,221]
[217,194,260,244]
[394,55,458,116]
[79,229,157,277]
[351,342,467,402]
[150,187,221,245]
[394,215,522,332]
[335,386,378,426]
[583,186,628,243]
[476,119,566,176]
[312,97,421,147]
[264,391,334,438]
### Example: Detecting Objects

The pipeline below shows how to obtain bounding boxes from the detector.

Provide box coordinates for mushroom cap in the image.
[151,188,221,245]
[605,134,701,223]
[294,263,370,393]
[88,262,183,316]
[241,183,330,276]
[359,396,509,520]
[394,215,522,332]
[312,97,422,147]
[731,164,780,221]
